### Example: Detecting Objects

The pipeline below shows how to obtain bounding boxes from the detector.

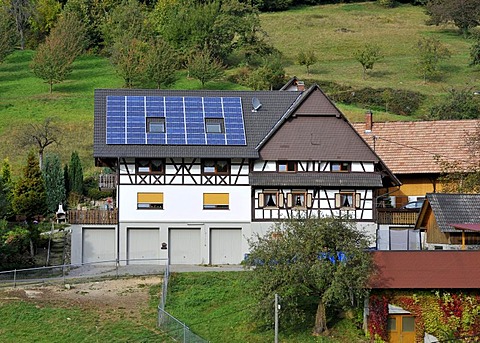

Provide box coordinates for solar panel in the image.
[106,96,246,146]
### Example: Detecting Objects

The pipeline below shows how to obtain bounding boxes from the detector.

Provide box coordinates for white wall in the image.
[118,185,251,222]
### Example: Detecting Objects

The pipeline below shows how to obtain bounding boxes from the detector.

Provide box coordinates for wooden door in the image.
[388,315,415,343]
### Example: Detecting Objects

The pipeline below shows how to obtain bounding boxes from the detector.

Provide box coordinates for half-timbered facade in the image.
[71,85,398,265]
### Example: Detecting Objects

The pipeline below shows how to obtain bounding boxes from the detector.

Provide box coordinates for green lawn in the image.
[165,272,367,343]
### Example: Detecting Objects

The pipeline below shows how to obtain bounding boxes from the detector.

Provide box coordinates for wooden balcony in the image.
[67,209,118,225]
[377,208,419,225]
[98,174,117,190]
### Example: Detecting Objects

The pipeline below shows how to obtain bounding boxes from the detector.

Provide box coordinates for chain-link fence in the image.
[0,259,209,343]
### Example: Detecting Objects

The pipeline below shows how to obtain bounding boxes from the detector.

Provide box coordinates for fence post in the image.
[116,259,119,279]
[13,269,16,288]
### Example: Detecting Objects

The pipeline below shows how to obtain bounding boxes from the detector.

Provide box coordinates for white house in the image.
[70,84,399,265]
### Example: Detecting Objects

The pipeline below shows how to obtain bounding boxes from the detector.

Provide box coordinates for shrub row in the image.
[303,79,425,116]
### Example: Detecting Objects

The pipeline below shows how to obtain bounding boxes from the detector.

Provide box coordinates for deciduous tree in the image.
[354,44,382,80]
[109,34,148,88]
[425,0,480,37]
[415,36,451,82]
[187,47,224,87]
[429,87,480,120]
[296,49,317,75]
[246,215,373,336]
[7,0,34,50]
[1,159,14,220]
[15,117,61,169]
[30,12,87,92]
[145,37,178,89]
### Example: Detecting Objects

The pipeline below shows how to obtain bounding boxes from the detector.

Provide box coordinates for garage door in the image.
[82,228,115,264]
[169,228,201,264]
[210,228,242,265]
[127,228,160,265]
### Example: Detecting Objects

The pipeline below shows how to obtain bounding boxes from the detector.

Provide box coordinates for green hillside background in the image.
[0,2,478,176]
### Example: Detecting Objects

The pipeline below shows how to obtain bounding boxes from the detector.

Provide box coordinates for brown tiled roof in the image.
[249,172,384,187]
[352,120,480,174]
[370,251,480,289]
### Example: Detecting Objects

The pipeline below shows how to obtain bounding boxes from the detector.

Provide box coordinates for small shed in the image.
[415,193,480,249]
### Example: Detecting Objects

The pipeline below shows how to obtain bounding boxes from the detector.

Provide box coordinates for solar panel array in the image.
[106,96,247,145]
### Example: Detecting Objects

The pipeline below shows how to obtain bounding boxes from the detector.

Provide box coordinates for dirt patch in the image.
[0,276,162,322]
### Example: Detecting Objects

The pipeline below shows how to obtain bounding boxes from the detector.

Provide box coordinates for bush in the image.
[429,88,480,120]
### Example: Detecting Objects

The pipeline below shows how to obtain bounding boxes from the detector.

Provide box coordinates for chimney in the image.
[365,110,373,133]
[296,81,305,92]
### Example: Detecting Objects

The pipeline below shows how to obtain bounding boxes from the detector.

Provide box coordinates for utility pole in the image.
[274,293,279,343]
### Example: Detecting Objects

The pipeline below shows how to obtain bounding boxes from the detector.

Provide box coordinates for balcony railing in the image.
[98,174,116,190]
[377,208,419,225]
[67,209,118,225]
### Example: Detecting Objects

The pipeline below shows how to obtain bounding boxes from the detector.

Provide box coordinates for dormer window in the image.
[277,161,296,172]
[147,118,165,133]
[331,162,350,172]
[205,118,224,133]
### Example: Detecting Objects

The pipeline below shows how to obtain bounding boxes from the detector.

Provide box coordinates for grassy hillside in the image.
[0,2,477,176]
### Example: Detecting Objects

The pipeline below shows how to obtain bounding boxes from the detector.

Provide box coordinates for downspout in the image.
[116,157,120,266]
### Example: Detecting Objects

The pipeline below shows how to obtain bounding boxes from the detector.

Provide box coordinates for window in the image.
[136,159,165,174]
[331,162,350,172]
[259,192,284,208]
[286,192,312,209]
[335,192,361,209]
[205,118,224,133]
[202,159,229,174]
[277,161,296,172]
[147,118,165,133]
[137,192,164,209]
[203,193,229,209]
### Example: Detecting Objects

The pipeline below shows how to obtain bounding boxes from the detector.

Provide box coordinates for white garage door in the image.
[210,228,242,265]
[82,228,115,264]
[169,228,201,264]
[127,228,160,265]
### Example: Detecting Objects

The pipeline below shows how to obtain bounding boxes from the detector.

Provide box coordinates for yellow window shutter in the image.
[278,193,285,207]
[335,193,341,208]
[286,193,293,208]
[306,193,313,208]
[203,193,229,205]
[355,193,361,208]
[137,193,164,203]
[258,193,265,208]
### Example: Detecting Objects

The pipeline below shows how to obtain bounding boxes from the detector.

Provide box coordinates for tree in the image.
[12,150,47,221]
[354,44,382,80]
[246,215,373,335]
[246,53,286,90]
[7,0,34,50]
[415,36,451,82]
[30,12,87,92]
[15,117,60,169]
[187,47,224,87]
[0,5,17,62]
[296,49,317,75]
[470,34,480,66]
[145,37,178,89]
[429,87,480,120]
[68,151,83,197]
[425,0,480,37]
[42,153,65,214]
[29,0,62,45]
[436,123,480,193]
[1,158,14,220]
[109,34,148,88]
[101,0,150,48]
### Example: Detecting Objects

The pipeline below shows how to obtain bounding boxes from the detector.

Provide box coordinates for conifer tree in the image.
[12,151,47,221]
[42,153,65,214]
[68,151,83,196]
[1,158,14,219]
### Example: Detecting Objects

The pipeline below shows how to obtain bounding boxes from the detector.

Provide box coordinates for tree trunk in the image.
[313,299,328,336]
